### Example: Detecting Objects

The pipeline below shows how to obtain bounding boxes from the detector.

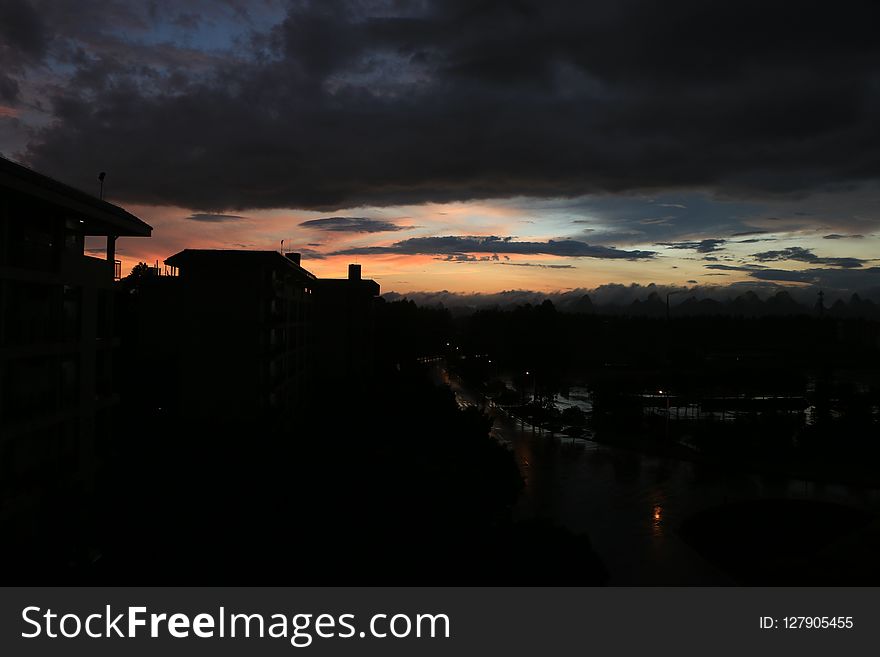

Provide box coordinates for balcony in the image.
[60,252,115,285]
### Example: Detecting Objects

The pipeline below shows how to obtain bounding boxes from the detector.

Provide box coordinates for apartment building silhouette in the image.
[0,157,151,544]
[160,249,318,426]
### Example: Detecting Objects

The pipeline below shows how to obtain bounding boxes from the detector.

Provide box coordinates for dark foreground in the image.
[7,363,607,585]
[6,300,880,585]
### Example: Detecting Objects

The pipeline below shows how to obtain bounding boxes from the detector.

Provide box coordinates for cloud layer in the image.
[750,246,866,269]
[299,216,410,233]
[8,0,880,211]
[3,0,879,298]
[186,213,247,223]
[330,236,655,259]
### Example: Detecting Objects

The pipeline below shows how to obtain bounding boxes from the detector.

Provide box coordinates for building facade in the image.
[313,264,381,388]
[160,249,316,426]
[0,157,151,548]
[118,252,381,427]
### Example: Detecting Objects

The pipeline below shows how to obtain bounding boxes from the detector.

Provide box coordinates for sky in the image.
[2,0,880,297]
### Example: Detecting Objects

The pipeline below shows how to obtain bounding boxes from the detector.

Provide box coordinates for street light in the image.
[659,388,671,437]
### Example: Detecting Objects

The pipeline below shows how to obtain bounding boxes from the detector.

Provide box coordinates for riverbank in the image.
[587,424,880,490]
[443,364,880,584]
[475,382,880,490]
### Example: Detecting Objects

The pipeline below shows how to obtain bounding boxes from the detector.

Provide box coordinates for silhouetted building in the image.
[0,156,151,540]
[159,249,316,426]
[116,251,380,426]
[313,263,381,387]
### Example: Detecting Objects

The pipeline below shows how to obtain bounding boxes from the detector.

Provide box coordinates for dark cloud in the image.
[656,239,726,253]
[437,254,499,262]
[293,247,326,260]
[18,0,880,211]
[0,0,48,63]
[186,212,247,222]
[0,75,20,104]
[750,246,866,268]
[330,236,655,259]
[702,260,880,290]
[731,230,769,237]
[747,266,880,287]
[0,0,49,104]
[497,262,575,269]
[823,233,865,239]
[299,216,410,233]
[705,264,765,272]
[172,11,201,29]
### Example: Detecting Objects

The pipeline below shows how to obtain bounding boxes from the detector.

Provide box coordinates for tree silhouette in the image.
[118,261,154,291]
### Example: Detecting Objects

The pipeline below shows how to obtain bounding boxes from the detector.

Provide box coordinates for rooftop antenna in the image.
[97,171,106,200]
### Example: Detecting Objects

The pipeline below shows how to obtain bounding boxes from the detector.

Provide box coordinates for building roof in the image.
[0,155,152,237]
[315,277,380,296]
[164,249,317,279]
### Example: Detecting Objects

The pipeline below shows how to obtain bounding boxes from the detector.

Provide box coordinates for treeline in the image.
[568,290,880,319]
[375,298,880,482]
[457,301,879,378]
[374,297,880,400]
[91,359,606,585]
[392,289,880,320]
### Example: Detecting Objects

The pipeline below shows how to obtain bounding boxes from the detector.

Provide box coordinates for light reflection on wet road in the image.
[441,366,880,584]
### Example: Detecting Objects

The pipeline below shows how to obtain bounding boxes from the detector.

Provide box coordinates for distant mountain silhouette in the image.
[384,286,880,318]
[572,294,595,314]
[559,290,880,319]
[627,291,667,317]
[829,293,878,318]
[764,290,805,316]
[676,296,723,316]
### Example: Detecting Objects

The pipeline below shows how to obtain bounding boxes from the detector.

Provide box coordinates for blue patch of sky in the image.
[494,192,767,245]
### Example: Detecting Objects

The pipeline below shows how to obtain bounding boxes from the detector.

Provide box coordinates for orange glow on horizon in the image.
[111,202,766,293]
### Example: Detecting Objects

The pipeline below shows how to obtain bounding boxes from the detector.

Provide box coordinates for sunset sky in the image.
[2,0,879,296]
